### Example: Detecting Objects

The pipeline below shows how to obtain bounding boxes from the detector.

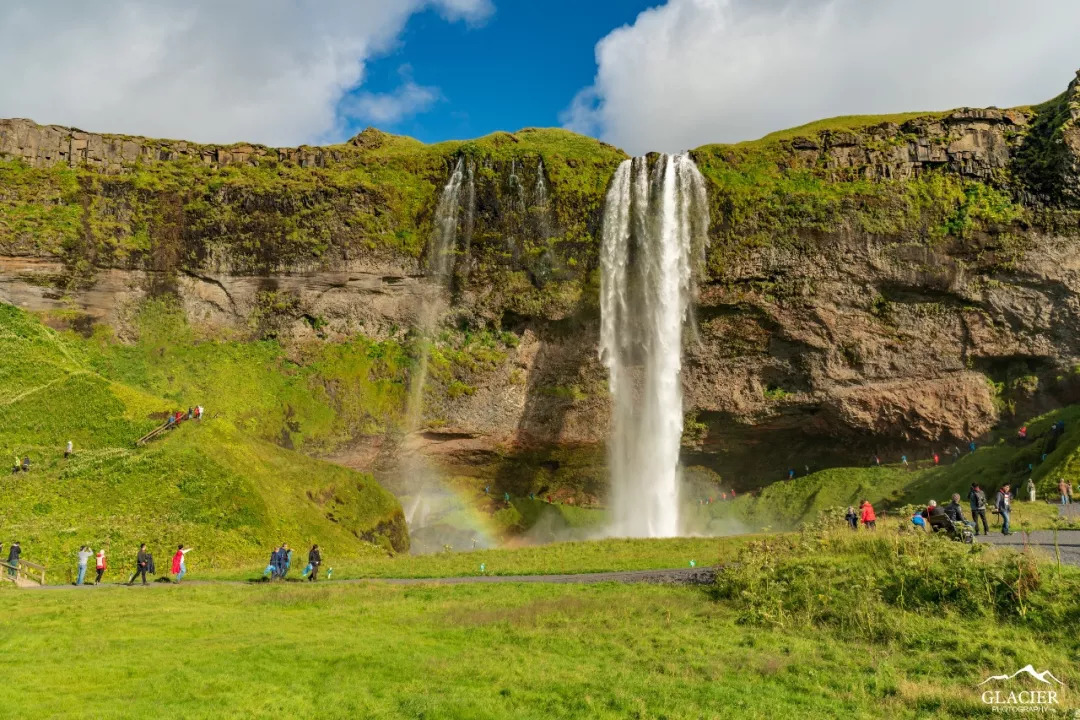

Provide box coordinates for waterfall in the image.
[396,157,487,553]
[599,153,709,538]
[425,156,468,283]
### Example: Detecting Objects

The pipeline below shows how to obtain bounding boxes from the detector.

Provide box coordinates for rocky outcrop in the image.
[780,108,1027,183]
[0,117,335,173]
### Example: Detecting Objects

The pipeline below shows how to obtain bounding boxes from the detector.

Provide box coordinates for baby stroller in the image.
[928,513,974,544]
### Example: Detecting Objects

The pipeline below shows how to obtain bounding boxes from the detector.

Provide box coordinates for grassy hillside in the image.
[698,405,1080,531]
[0,303,407,576]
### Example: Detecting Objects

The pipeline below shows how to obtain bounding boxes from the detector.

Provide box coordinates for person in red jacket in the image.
[860,500,877,530]
[171,544,192,583]
[94,548,107,584]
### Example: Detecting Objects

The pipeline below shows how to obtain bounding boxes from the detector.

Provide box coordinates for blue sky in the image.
[344,1,656,143]
[2,1,1077,153]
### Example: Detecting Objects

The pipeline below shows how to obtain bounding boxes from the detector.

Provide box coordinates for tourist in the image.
[263,547,278,579]
[922,499,943,521]
[7,541,21,578]
[1026,478,1036,502]
[911,513,927,531]
[901,455,908,466]
[272,544,288,579]
[307,544,322,582]
[186,407,193,420]
[65,440,73,459]
[196,405,204,420]
[969,441,976,454]
[21,455,29,472]
[933,452,939,466]
[967,484,989,536]
[874,455,880,466]
[128,543,150,585]
[76,545,92,586]
[94,548,107,584]
[944,494,974,530]
[281,544,293,579]
[1059,478,1070,505]
[845,506,858,530]
[172,545,192,583]
[995,484,1013,536]
[860,500,876,530]
[1018,426,1027,440]
[787,468,795,479]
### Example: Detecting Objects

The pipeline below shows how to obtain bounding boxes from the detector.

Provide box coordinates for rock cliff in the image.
[2,71,1080,490]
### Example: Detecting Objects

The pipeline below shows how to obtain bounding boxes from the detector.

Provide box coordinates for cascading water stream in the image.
[599,153,709,538]
[396,157,492,552]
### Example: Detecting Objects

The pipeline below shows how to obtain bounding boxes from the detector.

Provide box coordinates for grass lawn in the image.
[0,569,1075,719]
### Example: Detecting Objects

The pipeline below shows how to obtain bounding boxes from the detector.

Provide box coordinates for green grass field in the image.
[2,526,1077,719]
[0,303,408,573]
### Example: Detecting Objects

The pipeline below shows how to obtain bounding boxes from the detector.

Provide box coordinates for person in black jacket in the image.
[307,545,322,582]
[128,543,149,585]
[6,541,21,578]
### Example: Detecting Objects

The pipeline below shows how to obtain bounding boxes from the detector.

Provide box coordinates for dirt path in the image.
[25,530,1080,591]
[26,566,718,590]
[976,529,1080,566]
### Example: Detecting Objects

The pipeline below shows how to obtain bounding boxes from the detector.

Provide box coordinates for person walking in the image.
[1059,478,1070,506]
[307,544,322,582]
[860,500,876,530]
[6,541,21,578]
[171,545,192,583]
[263,547,278,579]
[995,484,1013,536]
[76,545,92,586]
[968,484,989,536]
[128,543,150,585]
[281,544,293,579]
[94,548,107,584]
[272,544,287,580]
[845,506,859,530]
[1026,478,1036,502]
[65,440,73,459]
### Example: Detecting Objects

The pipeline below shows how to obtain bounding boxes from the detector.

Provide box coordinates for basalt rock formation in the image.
[2,70,1080,492]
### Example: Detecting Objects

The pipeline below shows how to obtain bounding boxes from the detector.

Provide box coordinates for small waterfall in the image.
[534,159,552,239]
[425,156,468,283]
[599,153,709,538]
[397,157,487,552]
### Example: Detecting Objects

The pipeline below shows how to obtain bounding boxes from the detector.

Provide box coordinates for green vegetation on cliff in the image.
[0,303,407,573]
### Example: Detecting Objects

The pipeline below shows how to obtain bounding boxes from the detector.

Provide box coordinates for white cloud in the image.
[344,81,442,126]
[0,0,492,146]
[564,0,1080,155]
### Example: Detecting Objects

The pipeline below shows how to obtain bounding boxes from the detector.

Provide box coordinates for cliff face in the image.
[2,71,1080,488]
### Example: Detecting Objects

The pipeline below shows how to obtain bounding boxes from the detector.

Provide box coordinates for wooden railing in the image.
[0,559,46,586]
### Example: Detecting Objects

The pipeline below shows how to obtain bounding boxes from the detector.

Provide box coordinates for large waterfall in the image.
[599,153,709,538]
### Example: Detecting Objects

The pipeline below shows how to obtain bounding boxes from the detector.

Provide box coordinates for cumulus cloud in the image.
[564,0,1080,154]
[344,80,443,126]
[0,0,492,146]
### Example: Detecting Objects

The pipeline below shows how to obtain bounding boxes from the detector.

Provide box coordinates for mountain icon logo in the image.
[977,665,1065,687]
